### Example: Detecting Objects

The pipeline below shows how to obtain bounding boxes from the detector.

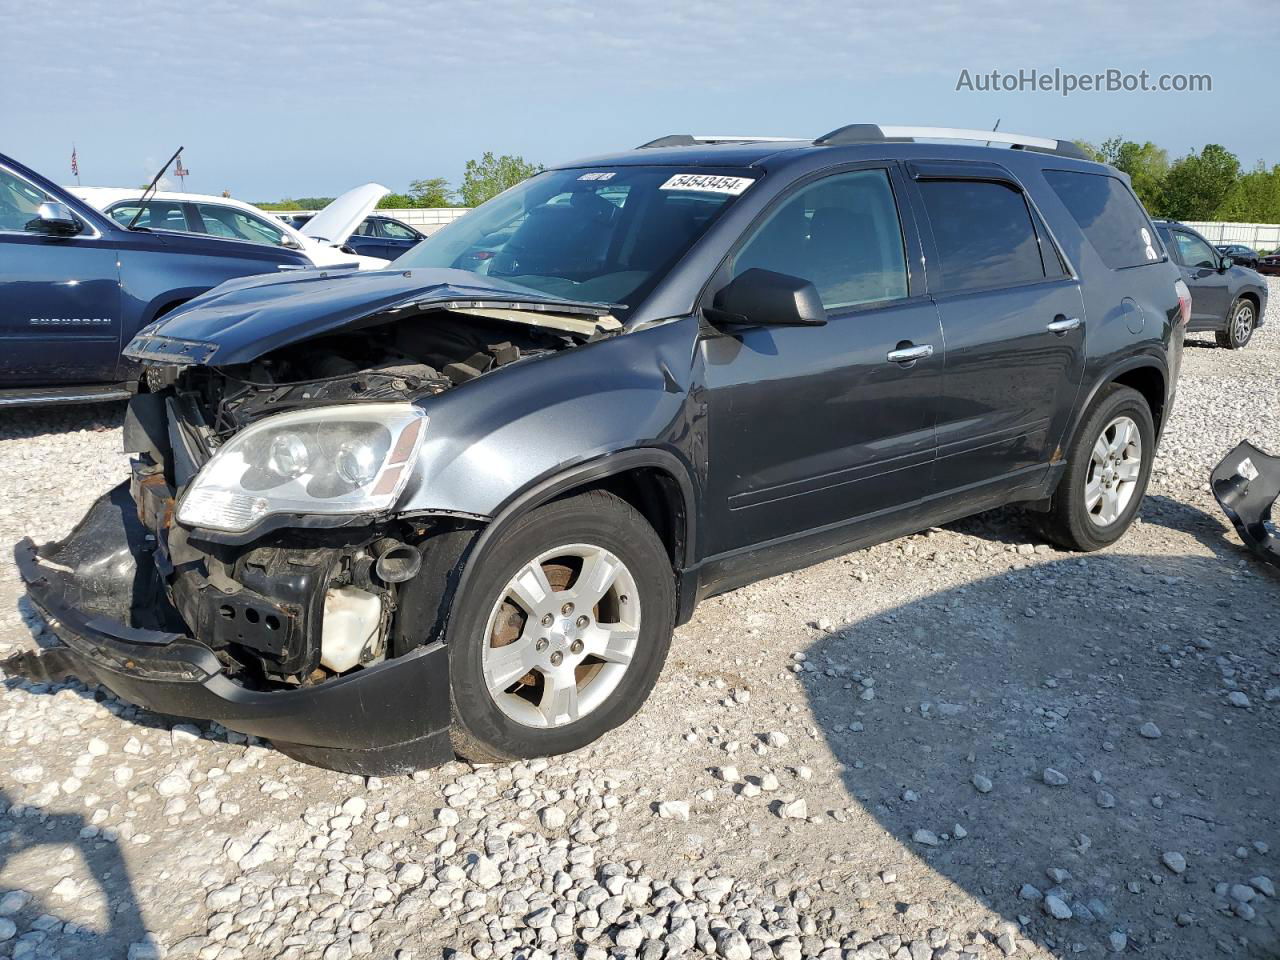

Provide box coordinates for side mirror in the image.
[280,233,302,249]
[1219,256,1234,271]
[706,268,828,328]
[25,201,83,237]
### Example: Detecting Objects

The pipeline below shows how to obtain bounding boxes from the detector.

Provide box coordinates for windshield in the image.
[392,166,758,308]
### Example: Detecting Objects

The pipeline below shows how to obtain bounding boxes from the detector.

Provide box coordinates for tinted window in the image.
[1043,170,1159,269]
[354,218,377,237]
[733,169,908,310]
[195,204,286,246]
[380,219,418,240]
[1174,231,1218,269]
[109,201,188,232]
[918,180,1045,292]
[0,167,51,232]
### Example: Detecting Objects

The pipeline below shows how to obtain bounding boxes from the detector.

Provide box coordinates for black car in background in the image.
[1155,221,1269,348]
[286,213,426,261]
[9,125,1190,773]
[1216,243,1261,269]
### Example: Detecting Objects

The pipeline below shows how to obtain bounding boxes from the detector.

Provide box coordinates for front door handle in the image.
[886,343,934,364]
[1047,316,1083,334]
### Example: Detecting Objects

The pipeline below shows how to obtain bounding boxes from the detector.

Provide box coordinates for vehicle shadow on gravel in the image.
[803,550,1280,959]
[0,787,153,959]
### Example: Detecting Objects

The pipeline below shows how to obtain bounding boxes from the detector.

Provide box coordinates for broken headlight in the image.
[177,404,427,533]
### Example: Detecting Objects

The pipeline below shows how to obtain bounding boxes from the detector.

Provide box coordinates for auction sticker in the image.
[660,174,754,195]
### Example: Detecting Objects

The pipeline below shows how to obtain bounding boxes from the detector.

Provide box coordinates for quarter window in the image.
[917,179,1047,292]
[732,169,909,310]
[1043,170,1160,270]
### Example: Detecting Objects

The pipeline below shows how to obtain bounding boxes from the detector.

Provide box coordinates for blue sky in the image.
[3,0,1277,202]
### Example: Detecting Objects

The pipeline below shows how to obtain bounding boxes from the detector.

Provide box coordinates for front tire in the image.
[1216,297,1256,349]
[1035,384,1155,551]
[446,490,675,763]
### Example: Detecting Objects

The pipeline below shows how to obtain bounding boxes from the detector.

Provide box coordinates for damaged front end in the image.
[1212,440,1280,569]
[5,271,621,774]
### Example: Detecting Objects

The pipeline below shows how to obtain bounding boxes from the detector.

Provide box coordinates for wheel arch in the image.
[445,448,699,642]
[1062,356,1169,460]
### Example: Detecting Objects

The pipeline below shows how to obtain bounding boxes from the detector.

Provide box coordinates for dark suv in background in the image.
[1155,220,1268,348]
[9,125,1187,774]
[0,152,312,406]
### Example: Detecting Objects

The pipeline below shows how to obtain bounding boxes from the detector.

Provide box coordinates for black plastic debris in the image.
[1211,440,1280,569]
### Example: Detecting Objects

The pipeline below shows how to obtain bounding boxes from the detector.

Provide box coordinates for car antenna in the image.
[126,146,184,230]
[986,119,1000,147]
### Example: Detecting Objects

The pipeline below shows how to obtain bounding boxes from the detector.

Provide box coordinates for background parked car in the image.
[1154,220,1269,348]
[0,151,313,405]
[1216,243,1261,269]
[70,185,390,270]
[286,213,426,261]
[1257,248,1280,276]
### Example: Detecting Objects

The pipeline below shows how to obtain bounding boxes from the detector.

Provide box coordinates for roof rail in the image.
[637,134,804,149]
[813,124,1090,160]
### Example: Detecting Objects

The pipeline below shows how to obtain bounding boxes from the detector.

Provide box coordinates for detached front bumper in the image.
[4,483,453,775]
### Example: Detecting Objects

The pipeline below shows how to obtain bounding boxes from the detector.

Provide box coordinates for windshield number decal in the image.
[660,174,754,195]
[578,172,616,181]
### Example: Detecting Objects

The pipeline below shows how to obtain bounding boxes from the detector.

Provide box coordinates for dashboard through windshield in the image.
[392,167,758,309]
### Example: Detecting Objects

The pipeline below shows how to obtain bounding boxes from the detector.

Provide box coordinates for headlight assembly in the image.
[177,404,427,533]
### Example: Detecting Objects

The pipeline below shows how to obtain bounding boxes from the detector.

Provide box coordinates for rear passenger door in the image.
[909,162,1086,495]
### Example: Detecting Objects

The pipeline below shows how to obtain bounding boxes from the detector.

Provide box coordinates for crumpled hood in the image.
[124,267,614,367]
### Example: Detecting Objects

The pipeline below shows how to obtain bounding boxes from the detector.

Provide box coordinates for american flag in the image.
[175,157,189,178]
[70,145,79,177]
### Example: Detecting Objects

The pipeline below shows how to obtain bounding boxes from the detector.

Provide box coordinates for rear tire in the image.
[1035,384,1155,551]
[446,491,675,763]
[1216,297,1256,349]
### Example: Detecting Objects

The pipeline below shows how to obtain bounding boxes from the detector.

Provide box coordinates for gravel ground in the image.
[2,281,1278,960]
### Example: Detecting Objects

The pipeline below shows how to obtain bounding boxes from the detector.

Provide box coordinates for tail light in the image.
[1175,279,1192,326]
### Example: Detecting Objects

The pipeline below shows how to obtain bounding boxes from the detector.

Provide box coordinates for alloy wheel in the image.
[481,543,641,728]
[1233,303,1254,345]
[1084,415,1143,527]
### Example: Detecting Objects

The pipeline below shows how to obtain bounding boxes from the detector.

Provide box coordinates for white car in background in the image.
[67,183,392,270]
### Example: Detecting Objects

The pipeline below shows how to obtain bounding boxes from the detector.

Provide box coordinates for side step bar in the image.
[0,382,135,408]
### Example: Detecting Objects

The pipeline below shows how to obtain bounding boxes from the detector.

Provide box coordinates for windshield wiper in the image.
[126,146,183,231]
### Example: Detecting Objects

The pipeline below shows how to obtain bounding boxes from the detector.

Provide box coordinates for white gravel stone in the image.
[657,800,690,821]
[1162,851,1187,875]
[1042,767,1069,786]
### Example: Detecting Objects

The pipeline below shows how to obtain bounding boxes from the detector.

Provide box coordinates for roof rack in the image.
[637,134,805,148]
[813,124,1089,160]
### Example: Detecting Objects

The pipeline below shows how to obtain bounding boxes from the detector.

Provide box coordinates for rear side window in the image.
[917,180,1046,292]
[1043,170,1159,269]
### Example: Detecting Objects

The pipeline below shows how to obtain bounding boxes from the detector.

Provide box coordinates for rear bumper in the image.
[4,484,453,775]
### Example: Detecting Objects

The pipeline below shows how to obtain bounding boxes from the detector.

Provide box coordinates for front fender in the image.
[398,317,702,527]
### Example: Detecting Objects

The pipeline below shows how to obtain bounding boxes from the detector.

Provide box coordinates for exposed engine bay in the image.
[127,307,612,690]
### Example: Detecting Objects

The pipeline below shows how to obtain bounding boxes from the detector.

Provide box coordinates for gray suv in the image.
[7,125,1188,774]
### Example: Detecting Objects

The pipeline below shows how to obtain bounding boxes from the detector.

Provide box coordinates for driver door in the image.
[700,164,942,563]
[0,164,122,384]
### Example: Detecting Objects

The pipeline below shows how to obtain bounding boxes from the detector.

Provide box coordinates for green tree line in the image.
[1076,137,1280,223]
[256,152,542,211]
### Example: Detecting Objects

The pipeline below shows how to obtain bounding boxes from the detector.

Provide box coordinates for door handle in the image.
[886,343,933,364]
[1047,316,1083,334]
